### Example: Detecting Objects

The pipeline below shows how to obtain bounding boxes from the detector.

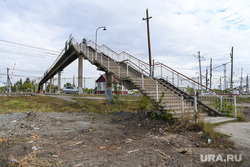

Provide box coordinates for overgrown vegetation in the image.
[150,92,174,121]
[139,95,152,110]
[237,109,248,122]
[74,97,145,114]
[237,96,250,103]
[168,118,233,148]
[215,99,235,116]
[113,81,121,102]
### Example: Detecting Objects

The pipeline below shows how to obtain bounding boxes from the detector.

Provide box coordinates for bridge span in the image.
[38,36,237,118]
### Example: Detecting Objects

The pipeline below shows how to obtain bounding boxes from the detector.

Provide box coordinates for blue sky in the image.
[0,0,249,89]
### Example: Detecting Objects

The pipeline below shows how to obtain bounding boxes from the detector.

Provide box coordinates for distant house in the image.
[233,88,239,95]
[94,74,128,94]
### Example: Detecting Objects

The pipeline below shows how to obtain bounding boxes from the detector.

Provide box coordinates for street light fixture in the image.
[95,26,106,60]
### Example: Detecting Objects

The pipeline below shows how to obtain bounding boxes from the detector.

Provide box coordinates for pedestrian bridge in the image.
[39,36,237,118]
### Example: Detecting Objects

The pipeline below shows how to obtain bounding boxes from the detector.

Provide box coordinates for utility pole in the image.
[246,75,249,93]
[206,67,208,90]
[223,63,227,91]
[84,77,86,94]
[220,77,222,93]
[194,51,205,95]
[73,75,75,87]
[210,58,212,89]
[142,9,152,76]
[7,68,9,93]
[230,47,233,93]
[240,68,243,93]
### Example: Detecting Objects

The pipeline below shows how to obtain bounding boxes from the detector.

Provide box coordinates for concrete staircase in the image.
[73,42,220,119]
[40,36,236,119]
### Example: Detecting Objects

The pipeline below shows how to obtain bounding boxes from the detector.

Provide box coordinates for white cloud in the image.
[0,0,249,89]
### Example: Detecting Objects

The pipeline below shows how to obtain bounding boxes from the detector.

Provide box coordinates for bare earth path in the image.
[216,122,250,167]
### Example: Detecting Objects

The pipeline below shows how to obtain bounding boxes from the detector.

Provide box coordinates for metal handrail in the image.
[87,39,236,115]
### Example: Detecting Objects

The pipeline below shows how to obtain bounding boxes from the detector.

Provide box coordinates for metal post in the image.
[234,96,237,117]
[118,63,120,78]
[193,82,197,113]
[220,96,223,112]
[156,80,159,102]
[95,26,106,60]
[141,73,144,88]
[139,61,141,73]
[177,74,180,88]
[161,64,162,78]
[172,72,174,85]
[126,63,128,77]
[181,96,184,115]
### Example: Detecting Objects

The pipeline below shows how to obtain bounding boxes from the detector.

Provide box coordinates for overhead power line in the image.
[0,39,60,53]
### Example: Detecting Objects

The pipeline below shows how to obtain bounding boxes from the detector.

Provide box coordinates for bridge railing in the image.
[152,63,237,116]
[87,40,151,77]
[86,39,237,116]
[86,41,192,114]
[43,36,74,78]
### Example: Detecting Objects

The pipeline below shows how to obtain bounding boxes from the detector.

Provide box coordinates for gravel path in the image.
[216,122,250,166]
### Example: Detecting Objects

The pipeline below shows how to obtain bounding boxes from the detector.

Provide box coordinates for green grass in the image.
[0,95,152,115]
[237,96,250,103]
[0,95,83,114]
[73,96,151,114]
[72,94,141,101]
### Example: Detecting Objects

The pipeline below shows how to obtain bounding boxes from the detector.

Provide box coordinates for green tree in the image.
[64,82,72,87]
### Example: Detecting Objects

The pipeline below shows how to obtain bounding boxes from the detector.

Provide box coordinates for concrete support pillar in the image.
[49,78,52,94]
[45,82,47,94]
[40,84,43,93]
[78,55,83,94]
[105,71,112,104]
[58,71,61,94]
[53,77,54,93]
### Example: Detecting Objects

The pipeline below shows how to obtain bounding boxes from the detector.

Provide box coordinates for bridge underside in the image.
[38,45,79,90]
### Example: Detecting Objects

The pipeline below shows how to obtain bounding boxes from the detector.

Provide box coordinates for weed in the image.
[139,95,151,110]
[215,99,235,116]
[113,81,121,102]
[0,136,16,148]
[237,110,248,122]
[150,92,174,121]
[236,96,250,103]
[9,151,51,167]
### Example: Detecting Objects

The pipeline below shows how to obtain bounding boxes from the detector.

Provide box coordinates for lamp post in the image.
[95,26,106,60]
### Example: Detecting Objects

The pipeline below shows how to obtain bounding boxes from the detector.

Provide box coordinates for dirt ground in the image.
[0,109,247,167]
